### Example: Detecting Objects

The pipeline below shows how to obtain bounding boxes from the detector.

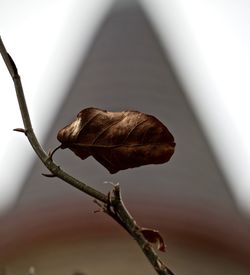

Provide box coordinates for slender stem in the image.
[0,36,107,204]
[0,36,174,275]
[111,185,174,275]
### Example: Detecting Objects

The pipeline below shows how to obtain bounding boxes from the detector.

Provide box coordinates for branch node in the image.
[48,144,62,160]
[106,191,113,212]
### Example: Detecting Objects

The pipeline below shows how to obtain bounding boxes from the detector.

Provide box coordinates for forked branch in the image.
[0,36,174,275]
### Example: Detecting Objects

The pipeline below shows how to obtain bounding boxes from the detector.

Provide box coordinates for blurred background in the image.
[0,1,250,274]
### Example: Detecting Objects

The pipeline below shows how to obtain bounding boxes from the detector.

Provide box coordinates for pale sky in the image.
[0,0,114,212]
[1,0,250,215]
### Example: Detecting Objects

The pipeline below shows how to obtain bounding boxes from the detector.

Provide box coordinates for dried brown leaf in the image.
[141,228,166,252]
[57,107,175,174]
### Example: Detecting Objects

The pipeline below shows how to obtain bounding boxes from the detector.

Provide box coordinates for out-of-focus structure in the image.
[0,1,249,274]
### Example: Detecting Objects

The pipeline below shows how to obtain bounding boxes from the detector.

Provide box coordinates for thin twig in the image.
[110,185,175,275]
[0,36,174,275]
[0,36,107,204]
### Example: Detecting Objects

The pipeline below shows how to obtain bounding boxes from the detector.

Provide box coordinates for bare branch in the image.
[109,185,175,275]
[0,36,107,204]
[0,36,174,275]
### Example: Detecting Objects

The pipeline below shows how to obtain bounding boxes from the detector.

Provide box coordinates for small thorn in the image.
[13,128,27,135]
[42,173,56,178]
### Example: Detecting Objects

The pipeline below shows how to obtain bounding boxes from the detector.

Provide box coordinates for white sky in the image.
[0,0,250,215]
[0,0,114,213]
